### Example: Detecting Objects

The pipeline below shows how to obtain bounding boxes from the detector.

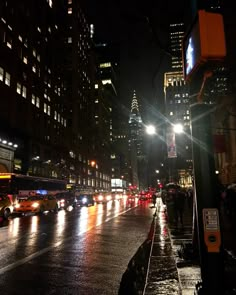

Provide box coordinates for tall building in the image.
[0,0,111,190]
[164,22,192,186]
[128,90,147,190]
[169,23,185,71]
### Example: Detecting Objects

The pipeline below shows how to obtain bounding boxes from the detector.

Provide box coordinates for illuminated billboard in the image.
[183,10,226,80]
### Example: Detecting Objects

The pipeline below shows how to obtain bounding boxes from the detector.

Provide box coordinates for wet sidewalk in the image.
[144,198,236,295]
[143,198,200,295]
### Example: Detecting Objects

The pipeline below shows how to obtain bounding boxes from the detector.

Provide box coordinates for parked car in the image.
[0,194,13,219]
[14,195,58,214]
[76,194,95,207]
[55,192,77,210]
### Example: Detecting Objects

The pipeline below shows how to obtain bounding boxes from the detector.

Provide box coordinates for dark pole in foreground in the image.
[191,103,224,294]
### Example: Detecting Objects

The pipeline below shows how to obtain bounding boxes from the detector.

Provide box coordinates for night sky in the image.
[86,0,186,122]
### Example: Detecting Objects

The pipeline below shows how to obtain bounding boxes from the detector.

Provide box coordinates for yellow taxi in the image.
[14,195,58,214]
[0,194,13,219]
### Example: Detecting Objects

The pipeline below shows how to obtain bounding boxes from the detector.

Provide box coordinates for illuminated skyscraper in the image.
[128,90,147,189]
[0,0,112,189]
[169,23,185,71]
[164,22,192,186]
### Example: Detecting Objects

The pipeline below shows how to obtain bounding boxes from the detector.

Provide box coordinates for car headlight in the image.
[98,195,103,201]
[82,197,87,203]
[14,204,20,208]
[106,195,111,201]
[32,202,39,208]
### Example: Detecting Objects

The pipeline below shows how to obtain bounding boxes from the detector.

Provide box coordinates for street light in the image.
[146,124,156,135]
[173,123,184,134]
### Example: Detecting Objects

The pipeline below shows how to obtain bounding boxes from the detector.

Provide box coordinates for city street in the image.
[0,199,154,295]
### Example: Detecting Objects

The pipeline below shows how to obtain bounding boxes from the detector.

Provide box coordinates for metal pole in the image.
[191,103,224,293]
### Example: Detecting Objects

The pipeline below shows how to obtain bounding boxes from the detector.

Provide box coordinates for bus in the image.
[0,173,67,203]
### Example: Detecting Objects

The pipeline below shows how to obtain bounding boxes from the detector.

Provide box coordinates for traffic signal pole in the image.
[190,102,224,294]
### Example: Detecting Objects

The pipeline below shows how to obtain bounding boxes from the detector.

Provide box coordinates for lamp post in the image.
[166,123,184,183]
[145,125,157,188]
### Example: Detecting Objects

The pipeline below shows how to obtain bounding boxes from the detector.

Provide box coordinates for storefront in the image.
[0,142,17,173]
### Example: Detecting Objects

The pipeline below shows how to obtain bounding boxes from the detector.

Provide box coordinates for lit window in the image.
[95,84,98,89]
[32,65,36,73]
[64,119,67,127]
[5,72,10,86]
[68,7,72,14]
[0,67,3,81]
[102,79,112,85]
[37,27,41,33]
[23,56,28,64]
[6,38,12,49]
[47,105,51,116]
[68,0,72,3]
[36,97,40,108]
[170,112,173,116]
[37,54,40,62]
[99,62,111,68]
[32,94,36,105]
[44,103,47,113]
[48,0,53,8]
[54,111,57,120]
[58,114,60,122]
[68,37,72,43]
[16,83,21,94]
[33,49,36,57]
[22,86,27,98]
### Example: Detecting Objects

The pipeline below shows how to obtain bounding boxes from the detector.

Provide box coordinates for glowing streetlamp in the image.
[173,123,184,134]
[146,125,156,135]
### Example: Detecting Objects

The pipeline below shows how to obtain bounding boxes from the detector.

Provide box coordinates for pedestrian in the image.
[226,183,236,222]
[187,189,193,210]
[152,193,157,207]
[173,188,186,227]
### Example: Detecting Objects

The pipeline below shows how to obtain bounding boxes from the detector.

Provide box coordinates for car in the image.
[14,195,58,214]
[93,192,113,203]
[76,194,95,206]
[55,191,77,210]
[138,191,151,201]
[0,194,13,219]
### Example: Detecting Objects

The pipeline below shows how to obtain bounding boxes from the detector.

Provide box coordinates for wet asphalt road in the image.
[0,198,154,295]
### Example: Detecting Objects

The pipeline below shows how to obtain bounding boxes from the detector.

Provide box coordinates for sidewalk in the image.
[143,198,200,295]
[144,198,236,295]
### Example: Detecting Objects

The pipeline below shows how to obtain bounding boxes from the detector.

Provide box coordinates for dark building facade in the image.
[0,0,111,190]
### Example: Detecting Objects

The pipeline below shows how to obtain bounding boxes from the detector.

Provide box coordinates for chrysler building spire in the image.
[129,90,142,123]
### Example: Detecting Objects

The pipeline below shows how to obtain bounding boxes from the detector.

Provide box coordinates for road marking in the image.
[0,206,135,275]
